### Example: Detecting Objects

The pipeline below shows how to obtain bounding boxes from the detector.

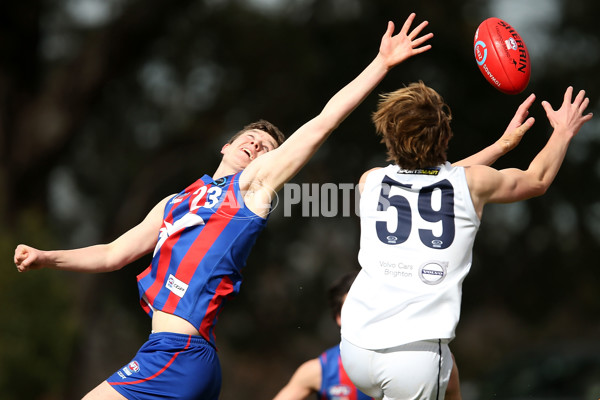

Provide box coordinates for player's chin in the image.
[234,156,252,170]
[241,158,254,169]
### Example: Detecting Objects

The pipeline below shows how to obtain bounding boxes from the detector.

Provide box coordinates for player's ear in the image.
[220,143,230,155]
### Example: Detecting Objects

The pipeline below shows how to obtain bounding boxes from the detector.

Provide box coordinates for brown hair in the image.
[372,81,453,170]
[327,270,359,321]
[227,119,285,147]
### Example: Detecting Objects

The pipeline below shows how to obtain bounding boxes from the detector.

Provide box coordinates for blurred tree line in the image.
[1,0,599,399]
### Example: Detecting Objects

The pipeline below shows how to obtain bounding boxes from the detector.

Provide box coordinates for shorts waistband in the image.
[149,331,214,348]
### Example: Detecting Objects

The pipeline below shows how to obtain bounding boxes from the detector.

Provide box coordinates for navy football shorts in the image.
[107,332,221,400]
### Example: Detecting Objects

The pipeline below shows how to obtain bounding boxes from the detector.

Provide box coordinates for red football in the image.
[474,17,531,95]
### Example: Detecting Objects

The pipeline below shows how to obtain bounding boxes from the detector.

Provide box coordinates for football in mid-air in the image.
[473,17,531,94]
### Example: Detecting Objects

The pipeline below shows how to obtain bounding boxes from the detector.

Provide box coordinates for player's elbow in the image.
[526,179,550,198]
[99,257,125,273]
[316,108,347,134]
[531,186,548,198]
[519,169,554,199]
[103,244,134,272]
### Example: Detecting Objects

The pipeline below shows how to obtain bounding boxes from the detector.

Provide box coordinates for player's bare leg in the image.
[82,381,127,400]
[445,353,462,400]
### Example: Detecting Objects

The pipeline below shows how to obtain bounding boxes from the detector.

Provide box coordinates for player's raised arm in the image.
[14,195,171,273]
[243,13,433,195]
[467,86,593,216]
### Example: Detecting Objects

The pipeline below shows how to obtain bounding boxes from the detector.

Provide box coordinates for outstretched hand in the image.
[497,93,537,153]
[378,13,433,69]
[542,86,593,139]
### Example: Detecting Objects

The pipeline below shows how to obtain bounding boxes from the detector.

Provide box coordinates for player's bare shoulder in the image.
[463,164,503,218]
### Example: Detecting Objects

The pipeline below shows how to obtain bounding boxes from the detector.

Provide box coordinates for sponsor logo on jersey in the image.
[396,167,440,176]
[418,261,447,285]
[166,274,189,298]
[117,360,141,379]
[386,235,398,244]
[214,177,227,186]
[128,361,141,373]
[328,384,352,397]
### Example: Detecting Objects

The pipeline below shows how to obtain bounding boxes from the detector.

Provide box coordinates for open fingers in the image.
[572,89,587,108]
[399,13,416,35]
[541,100,555,117]
[511,116,535,138]
[519,93,536,112]
[384,21,395,39]
[499,116,535,152]
[513,93,536,122]
[512,117,535,140]
[562,86,574,105]
[579,96,590,113]
[398,13,431,43]
[562,88,590,117]
[408,20,430,40]
[522,116,535,130]
[412,32,434,49]
[543,87,594,130]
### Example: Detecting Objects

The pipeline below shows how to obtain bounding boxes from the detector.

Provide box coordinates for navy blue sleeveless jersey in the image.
[318,345,373,400]
[137,172,268,346]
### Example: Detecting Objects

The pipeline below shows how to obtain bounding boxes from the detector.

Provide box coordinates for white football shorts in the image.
[340,337,453,400]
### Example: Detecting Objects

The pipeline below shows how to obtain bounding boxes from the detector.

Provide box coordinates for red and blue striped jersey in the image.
[136,172,268,346]
[318,345,374,400]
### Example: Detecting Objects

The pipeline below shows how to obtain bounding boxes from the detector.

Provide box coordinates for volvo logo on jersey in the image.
[418,261,447,285]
